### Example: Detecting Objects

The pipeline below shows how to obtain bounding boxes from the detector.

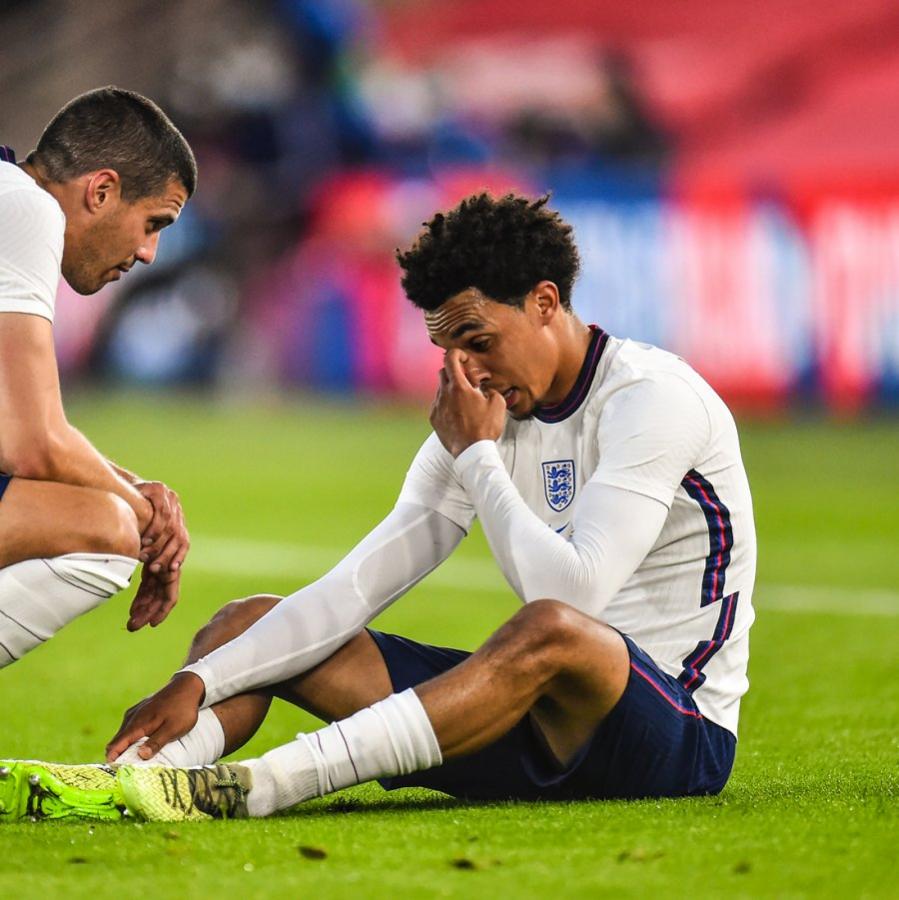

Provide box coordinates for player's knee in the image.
[514,598,583,642]
[81,493,141,559]
[197,594,281,648]
[503,599,584,674]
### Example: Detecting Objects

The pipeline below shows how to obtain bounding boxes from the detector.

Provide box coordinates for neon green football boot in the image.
[0,760,127,823]
[117,763,252,822]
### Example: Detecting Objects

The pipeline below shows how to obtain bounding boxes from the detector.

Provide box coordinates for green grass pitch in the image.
[0,396,896,898]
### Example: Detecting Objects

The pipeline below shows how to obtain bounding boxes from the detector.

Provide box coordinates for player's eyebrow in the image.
[429,322,485,346]
[449,321,485,340]
[149,214,176,229]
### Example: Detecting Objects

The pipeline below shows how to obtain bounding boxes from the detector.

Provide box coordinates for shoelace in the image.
[157,767,243,819]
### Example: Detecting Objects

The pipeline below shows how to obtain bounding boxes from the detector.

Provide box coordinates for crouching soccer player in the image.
[0,194,756,822]
[0,88,196,667]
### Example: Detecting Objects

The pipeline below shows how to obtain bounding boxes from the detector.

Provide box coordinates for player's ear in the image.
[531,281,561,324]
[85,169,122,213]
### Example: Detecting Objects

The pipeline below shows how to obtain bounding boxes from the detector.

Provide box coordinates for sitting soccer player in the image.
[0,88,195,665]
[0,194,756,823]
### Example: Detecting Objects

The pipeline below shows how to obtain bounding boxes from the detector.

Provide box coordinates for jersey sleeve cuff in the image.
[0,302,54,322]
[178,661,217,708]
[453,440,505,492]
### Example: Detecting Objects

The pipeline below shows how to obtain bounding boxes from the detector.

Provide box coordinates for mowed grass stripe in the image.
[190,534,899,617]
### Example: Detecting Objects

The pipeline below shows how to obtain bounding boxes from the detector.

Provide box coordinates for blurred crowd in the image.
[43,0,669,393]
[4,0,899,409]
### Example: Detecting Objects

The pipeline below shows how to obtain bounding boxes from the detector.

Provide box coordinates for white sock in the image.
[0,554,136,666]
[243,688,442,817]
[116,708,226,767]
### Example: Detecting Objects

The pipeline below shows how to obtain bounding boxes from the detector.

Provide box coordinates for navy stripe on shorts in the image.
[0,474,11,502]
[368,628,736,801]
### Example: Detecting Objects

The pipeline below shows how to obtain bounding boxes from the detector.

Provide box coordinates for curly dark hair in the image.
[396,193,580,311]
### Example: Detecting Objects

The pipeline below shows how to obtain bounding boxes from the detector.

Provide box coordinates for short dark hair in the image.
[396,193,580,311]
[28,86,197,201]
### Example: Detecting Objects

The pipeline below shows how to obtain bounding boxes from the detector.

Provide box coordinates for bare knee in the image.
[188,594,281,661]
[510,598,586,644]
[80,493,141,558]
[211,594,282,635]
[496,599,597,680]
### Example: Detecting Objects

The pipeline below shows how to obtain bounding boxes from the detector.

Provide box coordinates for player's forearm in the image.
[454,441,666,613]
[454,441,583,602]
[60,428,150,524]
[15,424,151,531]
[181,504,464,705]
[107,459,141,485]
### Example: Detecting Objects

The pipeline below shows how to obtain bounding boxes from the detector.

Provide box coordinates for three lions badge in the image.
[542,459,575,512]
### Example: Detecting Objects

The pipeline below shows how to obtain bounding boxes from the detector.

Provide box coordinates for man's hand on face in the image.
[105,671,205,763]
[430,349,507,458]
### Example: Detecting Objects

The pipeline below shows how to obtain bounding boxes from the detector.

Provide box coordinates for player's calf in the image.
[0,552,137,667]
[0,482,141,668]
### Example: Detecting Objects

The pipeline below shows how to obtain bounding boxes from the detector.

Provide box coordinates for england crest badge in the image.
[542,459,575,512]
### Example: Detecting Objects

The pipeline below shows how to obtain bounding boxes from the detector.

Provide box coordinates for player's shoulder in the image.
[602,335,694,382]
[0,165,65,236]
[600,339,744,460]
[591,335,731,433]
[595,336,704,402]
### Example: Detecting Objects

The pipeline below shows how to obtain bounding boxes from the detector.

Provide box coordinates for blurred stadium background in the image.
[2,4,898,895]
[3,0,899,411]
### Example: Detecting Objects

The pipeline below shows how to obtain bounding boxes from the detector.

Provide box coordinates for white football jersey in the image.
[400,329,756,736]
[0,149,64,323]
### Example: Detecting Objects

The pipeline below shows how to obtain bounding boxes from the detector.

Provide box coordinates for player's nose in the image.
[135,233,160,266]
[464,360,491,386]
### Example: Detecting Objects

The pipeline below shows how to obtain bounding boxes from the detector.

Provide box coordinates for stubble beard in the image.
[61,258,104,295]
[61,222,115,295]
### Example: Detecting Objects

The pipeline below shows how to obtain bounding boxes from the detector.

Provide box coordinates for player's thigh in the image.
[0,478,139,568]
[515,600,631,764]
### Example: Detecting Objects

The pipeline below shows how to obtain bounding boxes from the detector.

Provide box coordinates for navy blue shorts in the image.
[0,474,10,502]
[369,629,736,801]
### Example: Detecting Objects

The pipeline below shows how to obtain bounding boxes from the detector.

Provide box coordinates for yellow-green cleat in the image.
[117,763,252,822]
[0,760,127,823]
